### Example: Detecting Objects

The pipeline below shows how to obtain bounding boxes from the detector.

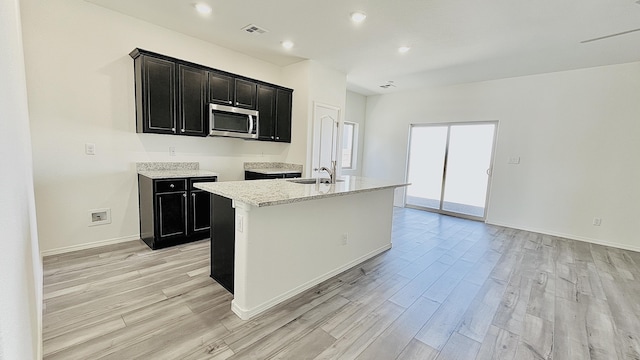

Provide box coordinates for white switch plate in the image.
[169,146,176,156]
[85,143,96,155]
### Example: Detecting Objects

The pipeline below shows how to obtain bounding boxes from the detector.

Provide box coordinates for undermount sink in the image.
[287,178,344,185]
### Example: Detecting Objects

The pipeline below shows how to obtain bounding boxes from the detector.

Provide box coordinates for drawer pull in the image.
[170,184,175,189]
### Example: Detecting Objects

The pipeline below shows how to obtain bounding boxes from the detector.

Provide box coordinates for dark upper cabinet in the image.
[131,49,207,137]
[131,48,292,141]
[257,85,276,140]
[208,71,257,110]
[257,85,292,143]
[208,71,234,106]
[234,78,257,109]
[178,64,208,136]
[137,56,176,134]
[275,89,293,143]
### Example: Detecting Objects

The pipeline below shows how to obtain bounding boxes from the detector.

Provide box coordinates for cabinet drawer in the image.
[189,177,217,190]
[155,179,187,193]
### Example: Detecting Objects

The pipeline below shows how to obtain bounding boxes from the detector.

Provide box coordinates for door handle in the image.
[486,168,492,176]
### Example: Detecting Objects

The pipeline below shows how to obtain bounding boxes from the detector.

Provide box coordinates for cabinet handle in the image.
[192,193,196,198]
[271,136,275,139]
[171,127,176,132]
[181,128,185,133]
[226,100,232,105]
[183,193,186,198]
[276,136,280,140]
[170,184,175,189]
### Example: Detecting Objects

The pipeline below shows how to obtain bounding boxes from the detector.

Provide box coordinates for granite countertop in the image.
[194,176,408,207]
[138,170,219,179]
[244,162,303,175]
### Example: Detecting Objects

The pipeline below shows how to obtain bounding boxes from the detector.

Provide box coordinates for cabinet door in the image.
[257,85,276,140]
[208,71,234,106]
[234,79,257,109]
[275,88,293,142]
[155,192,187,239]
[190,190,211,233]
[178,64,208,136]
[142,56,176,134]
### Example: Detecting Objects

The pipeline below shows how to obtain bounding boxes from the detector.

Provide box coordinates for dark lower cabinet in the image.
[211,194,235,293]
[138,175,217,249]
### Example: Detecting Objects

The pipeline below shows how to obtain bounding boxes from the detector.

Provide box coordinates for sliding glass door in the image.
[405,122,497,220]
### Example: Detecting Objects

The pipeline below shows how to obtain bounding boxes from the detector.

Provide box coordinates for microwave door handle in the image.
[248,114,254,134]
[210,112,216,134]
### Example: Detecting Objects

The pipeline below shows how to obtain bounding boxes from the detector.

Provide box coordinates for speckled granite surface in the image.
[138,170,219,179]
[137,162,199,171]
[137,162,218,179]
[244,162,303,175]
[194,176,408,207]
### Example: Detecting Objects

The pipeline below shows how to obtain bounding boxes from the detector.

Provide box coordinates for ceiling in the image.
[86,0,640,95]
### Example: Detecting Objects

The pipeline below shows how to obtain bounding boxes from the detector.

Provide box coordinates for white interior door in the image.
[311,103,340,178]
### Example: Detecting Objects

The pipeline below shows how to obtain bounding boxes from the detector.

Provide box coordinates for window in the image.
[341,122,358,169]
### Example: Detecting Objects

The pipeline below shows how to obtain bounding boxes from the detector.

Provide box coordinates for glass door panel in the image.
[442,124,495,217]
[406,126,448,210]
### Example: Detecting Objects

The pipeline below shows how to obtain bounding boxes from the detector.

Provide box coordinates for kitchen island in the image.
[195,176,408,320]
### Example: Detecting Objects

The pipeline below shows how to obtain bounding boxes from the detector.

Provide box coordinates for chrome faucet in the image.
[314,160,337,184]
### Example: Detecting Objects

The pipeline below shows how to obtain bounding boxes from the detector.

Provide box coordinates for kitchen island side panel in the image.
[231,188,395,319]
[211,194,235,293]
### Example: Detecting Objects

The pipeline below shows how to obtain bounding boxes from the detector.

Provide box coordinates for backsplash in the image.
[136,162,199,171]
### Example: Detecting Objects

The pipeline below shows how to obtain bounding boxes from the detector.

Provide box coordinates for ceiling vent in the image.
[242,24,269,35]
[379,81,396,89]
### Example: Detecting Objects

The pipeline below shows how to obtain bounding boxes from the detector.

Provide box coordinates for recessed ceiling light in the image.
[351,12,367,23]
[398,46,411,53]
[281,40,294,49]
[194,3,212,15]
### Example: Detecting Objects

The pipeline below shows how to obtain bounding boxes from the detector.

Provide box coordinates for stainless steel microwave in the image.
[208,104,259,139]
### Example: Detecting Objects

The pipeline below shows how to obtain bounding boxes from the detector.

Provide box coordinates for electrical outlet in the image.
[169,146,176,156]
[85,143,96,155]
[341,233,348,246]
[88,208,111,226]
[236,215,244,233]
[593,217,602,226]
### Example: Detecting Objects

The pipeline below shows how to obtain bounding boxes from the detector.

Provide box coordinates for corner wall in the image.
[363,62,640,251]
[1,0,42,357]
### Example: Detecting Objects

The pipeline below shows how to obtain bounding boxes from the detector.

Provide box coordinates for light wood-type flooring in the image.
[43,208,640,359]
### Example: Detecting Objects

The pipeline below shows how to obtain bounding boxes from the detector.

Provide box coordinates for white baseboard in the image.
[231,243,393,320]
[40,234,141,257]
[485,221,640,253]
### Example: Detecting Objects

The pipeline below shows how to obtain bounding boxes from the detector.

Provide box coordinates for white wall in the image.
[20,0,339,253]
[343,91,366,176]
[363,62,640,251]
[0,0,42,358]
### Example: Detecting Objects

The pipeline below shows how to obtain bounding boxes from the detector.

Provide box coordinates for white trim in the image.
[40,234,141,257]
[485,220,640,253]
[230,243,392,320]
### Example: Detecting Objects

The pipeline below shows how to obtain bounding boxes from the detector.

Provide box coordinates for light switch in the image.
[85,143,96,155]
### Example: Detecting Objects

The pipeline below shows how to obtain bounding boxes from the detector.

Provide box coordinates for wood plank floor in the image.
[42,208,640,359]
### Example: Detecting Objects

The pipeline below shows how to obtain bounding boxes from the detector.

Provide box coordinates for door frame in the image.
[404,120,499,222]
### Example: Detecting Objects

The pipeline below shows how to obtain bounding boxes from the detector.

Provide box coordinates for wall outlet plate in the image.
[89,208,111,226]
